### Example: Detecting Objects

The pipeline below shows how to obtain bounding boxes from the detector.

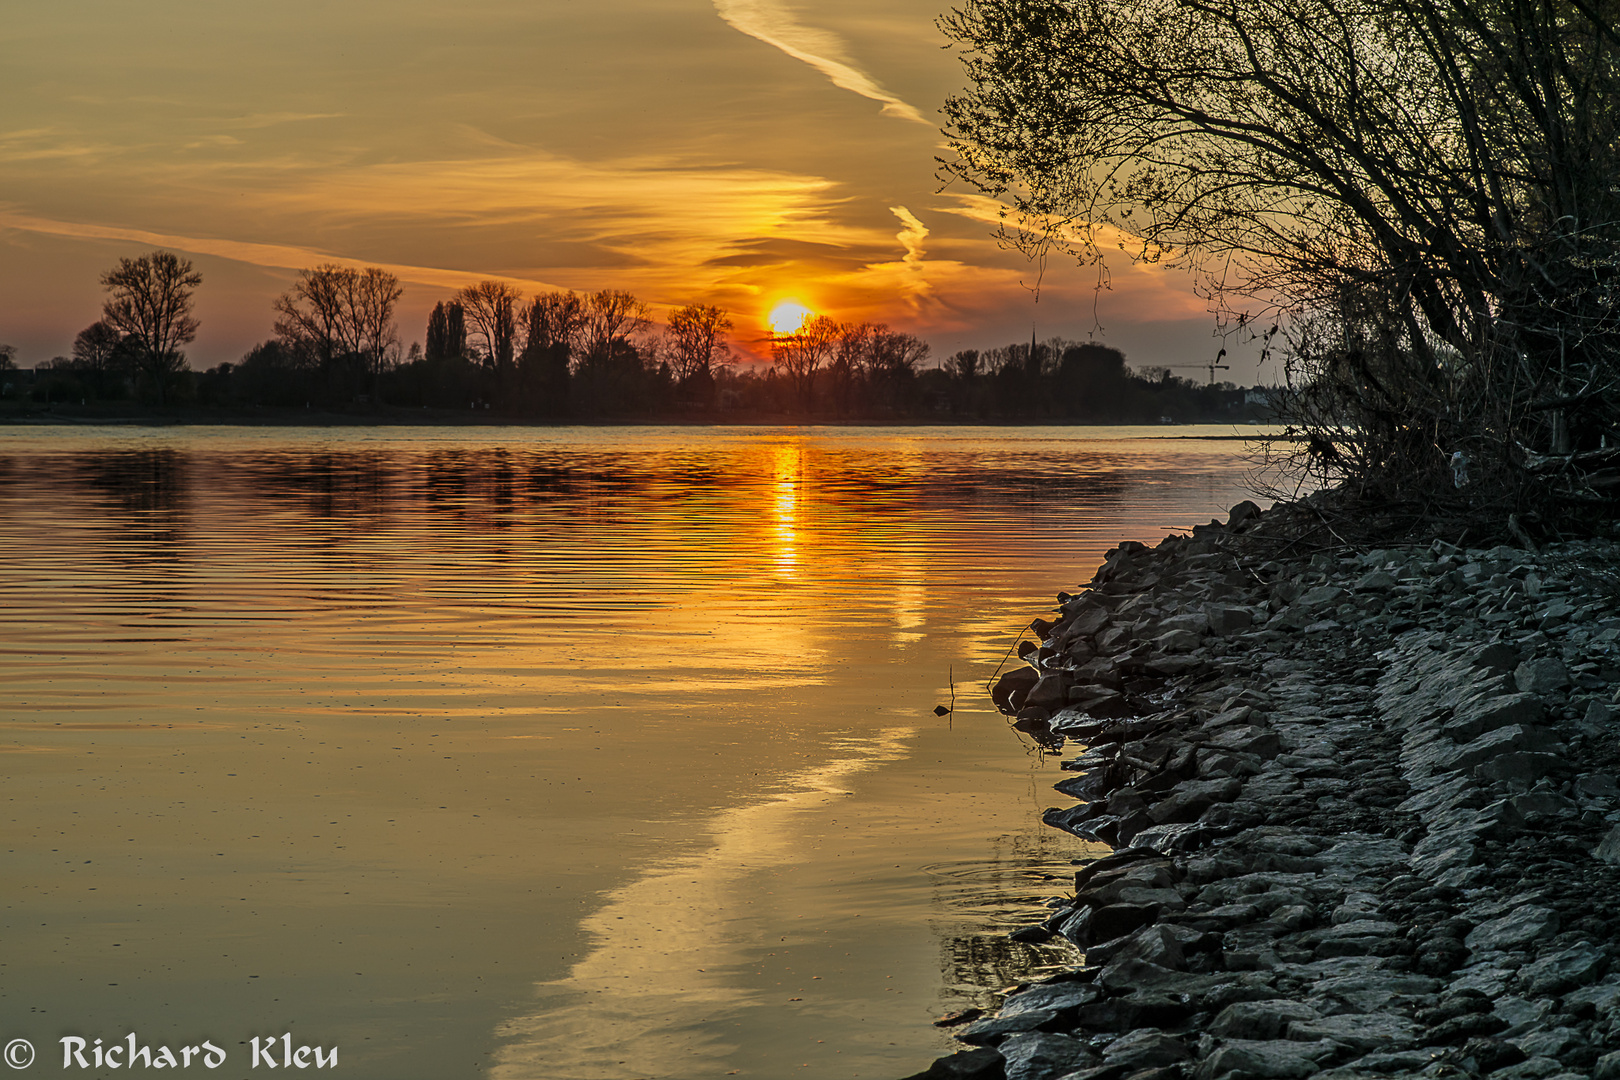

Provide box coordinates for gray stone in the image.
[1026,672,1072,709]
[1577,772,1620,798]
[1476,752,1566,787]
[1209,726,1283,759]
[1353,570,1399,591]
[1512,1026,1588,1060]
[1444,693,1545,742]
[1473,642,1525,672]
[1299,585,1346,609]
[1594,1049,1620,1080]
[1210,999,1321,1040]
[1156,628,1203,653]
[1161,612,1211,635]
[1000,981,1102,1018]
[992,667,1039,711]
[1310,973,1441,1013]
[1507,792,1580,823]
[1447,724,1564,773]
[1564,978,1620,1017]
[1494,994,1556,1030]
[1316,835,1410,872]
[1493,1057,1568,1080]
[901,1047,1006,1080]
[1594,824,1620,865]
[1096,958,1187,995]
[1516,658,1570,694]
[997,1032,1101,1080]
[1465,905,1560,951]
[1193,1038,1336,1080]
[1208,605,1255,635]
[960,1009,1060,1044]
[1100,1029,1193,1069]
[1284,1013,1418,1053]
[1148,777,1243,824]
[1519,943,1609,995]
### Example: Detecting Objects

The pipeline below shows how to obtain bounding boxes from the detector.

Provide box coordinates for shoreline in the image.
[904,504,1620,1080]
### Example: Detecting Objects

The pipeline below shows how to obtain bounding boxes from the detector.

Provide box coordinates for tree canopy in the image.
[941,0,1620,520]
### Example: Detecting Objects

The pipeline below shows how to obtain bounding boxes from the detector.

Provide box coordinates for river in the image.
[0,424,1266,1079]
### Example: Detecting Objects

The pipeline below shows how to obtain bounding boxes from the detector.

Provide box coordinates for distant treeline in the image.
[2,254,1270,423]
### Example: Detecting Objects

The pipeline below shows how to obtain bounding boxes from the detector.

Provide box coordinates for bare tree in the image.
[348,267,403,378]
[457,281,522,371]
[275,264,402,382]
[274,265,350,367]
[519,291,587,362]
[580,290,650,370]
[940,0,1620,519]
[99,251,202,404]
[772,314,840,410]
[72,321,125,373]
[663,304,733,388]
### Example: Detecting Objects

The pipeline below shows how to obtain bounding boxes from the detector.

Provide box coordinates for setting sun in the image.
[767,300,815,335]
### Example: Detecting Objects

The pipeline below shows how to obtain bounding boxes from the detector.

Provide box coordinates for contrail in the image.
[714,0,929,124]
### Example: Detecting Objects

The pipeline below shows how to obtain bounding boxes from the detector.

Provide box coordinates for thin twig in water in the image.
[987,619,1037,695]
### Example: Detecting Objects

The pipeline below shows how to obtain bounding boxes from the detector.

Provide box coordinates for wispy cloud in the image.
[713,0,929,124]
[0,210,567,294]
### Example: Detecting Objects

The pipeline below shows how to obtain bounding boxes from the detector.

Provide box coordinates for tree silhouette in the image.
[663,304,733,401]
[940,0,1620,509]
[457,281,521,371]
[771,314,840,410]
[274,265,402,397]
[99,251,201,405]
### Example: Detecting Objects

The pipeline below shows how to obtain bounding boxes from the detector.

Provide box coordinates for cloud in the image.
[713,0,929,124]
[0,210,568,294]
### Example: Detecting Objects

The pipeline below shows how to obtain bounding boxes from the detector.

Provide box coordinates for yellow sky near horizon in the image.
[0,0,1255,377]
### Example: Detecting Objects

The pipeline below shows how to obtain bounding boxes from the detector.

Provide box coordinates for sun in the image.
[767,300,814,336]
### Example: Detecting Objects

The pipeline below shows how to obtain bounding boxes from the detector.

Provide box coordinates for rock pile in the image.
[903,503,1620,1080]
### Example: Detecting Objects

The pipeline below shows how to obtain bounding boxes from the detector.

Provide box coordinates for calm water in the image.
[0,425,1263,1079]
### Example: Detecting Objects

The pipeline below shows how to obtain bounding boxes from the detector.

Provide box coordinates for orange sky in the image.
[0,0,1262,381]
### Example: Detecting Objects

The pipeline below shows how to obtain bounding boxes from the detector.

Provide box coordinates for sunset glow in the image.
[0,1,1256,379]
[768,300,815,336]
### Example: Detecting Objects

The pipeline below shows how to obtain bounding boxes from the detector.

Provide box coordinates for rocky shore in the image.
[904,501,1620,1080]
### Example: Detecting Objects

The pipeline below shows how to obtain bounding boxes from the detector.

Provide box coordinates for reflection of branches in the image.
[927,830,1086,1009]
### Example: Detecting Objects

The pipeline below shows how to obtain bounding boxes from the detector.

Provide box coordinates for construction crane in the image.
[1163,349,1231,385]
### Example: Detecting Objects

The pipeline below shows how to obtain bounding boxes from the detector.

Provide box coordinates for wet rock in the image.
[1209,999,1321,1040]
[1595,1049,1620,1080]
[1519,944,1609,996]
[1192,1038,1338,1080]
[1000,981,1103,1019]
[1443,693,1545,742]
[997,1032,1100,1080]
[1056,903,1162,947]
[992,667,1039,712]
[1027,673,1073,709]
[1148,778,1242,824]
[1593,824,1620,865]
[1465,906,1561,952]
[1564,977,1620,1017]
[1516,658,1571,694]
[1491,1056,1567,1080]
[1101,1029,1194,1070]
[1284,1012,1418,1053]
[1512,1026,1588,1060]
[899,1047,1005,1080]
[1207,726,1283,759]
[1475,752,1567,787]
[959,1010,1062,1045]
[1430,1012,1510,1043]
